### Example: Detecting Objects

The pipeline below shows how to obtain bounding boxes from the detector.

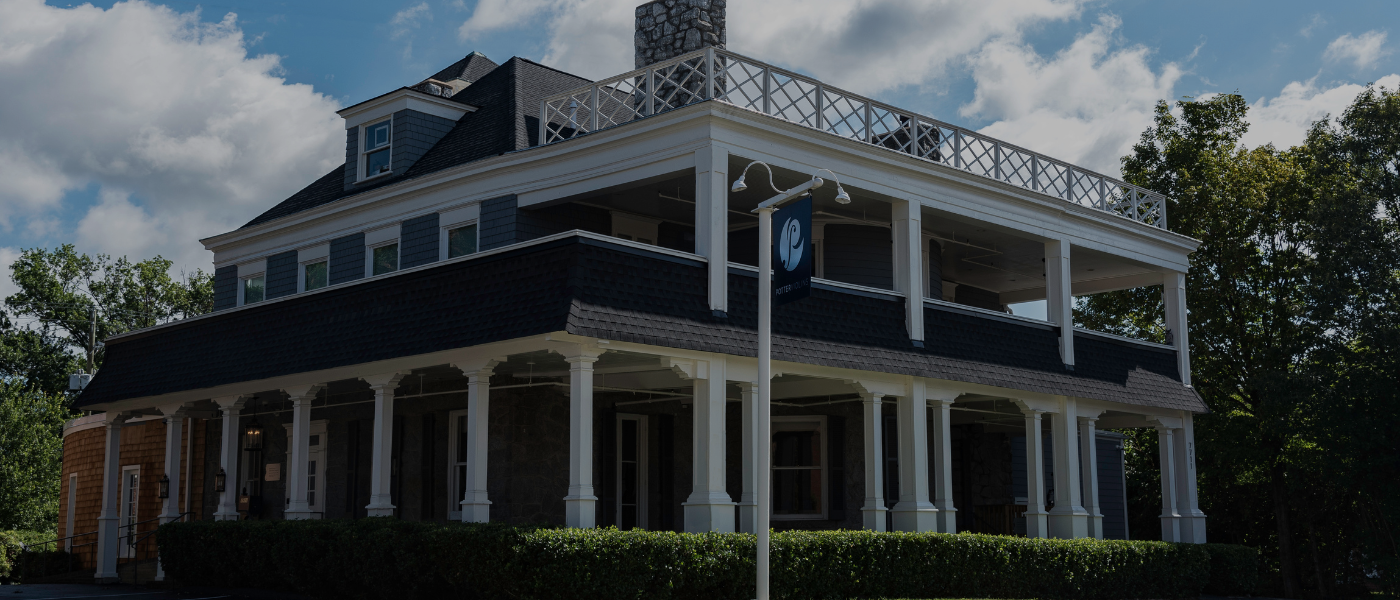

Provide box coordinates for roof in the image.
[239,56,591,230]
[77,235,1204,413]
[430,52,499,85]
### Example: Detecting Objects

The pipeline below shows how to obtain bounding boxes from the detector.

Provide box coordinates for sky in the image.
[1,0,1398,305]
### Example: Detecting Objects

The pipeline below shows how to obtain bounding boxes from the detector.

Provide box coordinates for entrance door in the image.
[616,414,648,529]
[118,466,139,558]
[286,421,328,515]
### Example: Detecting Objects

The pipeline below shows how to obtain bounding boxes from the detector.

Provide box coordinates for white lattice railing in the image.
[539,48,1167,229]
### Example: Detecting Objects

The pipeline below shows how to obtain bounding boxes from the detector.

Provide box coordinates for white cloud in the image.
[959,15,1182,175]
[391,2,432,60]
[1242,73,1400,150]
[0,0,343,273]
[0,247,20,304]
[1299,14,1325,39]
[1324,31,1390,70]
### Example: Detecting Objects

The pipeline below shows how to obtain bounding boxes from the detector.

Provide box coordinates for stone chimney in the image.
[634,0,726,69]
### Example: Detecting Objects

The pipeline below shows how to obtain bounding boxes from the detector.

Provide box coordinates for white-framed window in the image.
[65,474,78,551]
[447,409,470,520]
[285,420,328,514]
[118,465,140,558]
[367,240,399,276]
[441,221,479,260]
[239,273,265,305]
[771,416,827,520]
[616,414,648,529]
[299,259,328,292]
[359,119,392,181]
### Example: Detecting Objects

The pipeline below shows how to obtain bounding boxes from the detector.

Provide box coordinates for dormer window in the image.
[360,120,392,180]
[241,274,265,305]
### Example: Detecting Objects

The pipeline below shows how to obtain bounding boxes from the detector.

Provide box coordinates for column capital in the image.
[284,383,325,402]
[564,354,601,365]
[1010,398,1050,415]
[214,395,249,412]
[1146,415,1184,431]
[158,404,191,422]
[362,372,406,391]
[449,355,502,378]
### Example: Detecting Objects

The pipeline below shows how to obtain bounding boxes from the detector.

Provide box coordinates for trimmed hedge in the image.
[159,519,1229,600]
[1201,542,1259,596]
[0,530,59,583]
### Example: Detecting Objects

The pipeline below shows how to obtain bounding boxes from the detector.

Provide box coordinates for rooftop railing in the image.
[540,48,1167,229]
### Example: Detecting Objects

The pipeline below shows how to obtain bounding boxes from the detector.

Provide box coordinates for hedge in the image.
[0,530,63,583]
[158,519,1248,600]
[1200,542,1259,596]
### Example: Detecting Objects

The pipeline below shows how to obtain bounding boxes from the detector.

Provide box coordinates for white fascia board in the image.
[237,259,266,277]
[339,89,477,129]
[365,224,400,246]
[1000,271,1169,304]
[298,244,330,263]
[440,204,480,227]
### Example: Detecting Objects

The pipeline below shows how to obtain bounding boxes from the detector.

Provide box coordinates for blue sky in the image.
[1,0,1397,303]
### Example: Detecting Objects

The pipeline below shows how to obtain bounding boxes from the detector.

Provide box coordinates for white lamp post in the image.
[732,162,849,600]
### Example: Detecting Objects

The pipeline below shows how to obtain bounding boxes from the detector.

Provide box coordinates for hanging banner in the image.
[772,194,813,306]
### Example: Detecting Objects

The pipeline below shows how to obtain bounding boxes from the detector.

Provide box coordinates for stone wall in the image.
[634,0,726,69]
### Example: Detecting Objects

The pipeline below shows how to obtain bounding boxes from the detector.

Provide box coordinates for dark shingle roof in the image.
[431,52,499,85]
[239,56,591,230]
[77,236,1204,413]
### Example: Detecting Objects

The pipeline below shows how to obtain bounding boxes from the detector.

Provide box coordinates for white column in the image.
[1048,397,1089,539]
[892,198,925,344]
[859,392,886,531]
[737,382,759,533]
[684,358,735,532]
[93,413,127,583]
[929,395,957,533]
[1045,239,1074,368]
[284,384,323,520]
[564,348,603,528]
[1155,425,1181,542]
[461,368,494,523]
[364,373,405,517]
[1163,272,1191,386]
[1020,407,1049,538]
[1175,413,1207,542]
[213,396,248,521]
[696,145,729,315]
[1078,415,1104,539]
[154,405,187,582]
[891,382,936,531]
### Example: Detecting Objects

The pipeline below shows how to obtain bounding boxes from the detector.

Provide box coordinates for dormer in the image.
[337,84,479,190]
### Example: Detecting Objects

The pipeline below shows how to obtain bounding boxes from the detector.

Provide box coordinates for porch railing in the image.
[539,48,1167,229]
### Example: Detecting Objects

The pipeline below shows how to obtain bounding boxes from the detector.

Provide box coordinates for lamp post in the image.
[732,162,849,600]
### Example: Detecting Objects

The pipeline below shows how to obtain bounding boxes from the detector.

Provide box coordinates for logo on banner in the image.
[779,217,804,271]
[772,194,813,306]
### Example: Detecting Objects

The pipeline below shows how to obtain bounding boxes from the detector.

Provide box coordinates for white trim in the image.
[297,257,329,293]
[237,259,267,278]
[65,473,78,551]
[924,296,1046,326]
[447,408,469,520]
[339,89,476,129]
[439,220,480,262]
[297,244,330,263]
[366,238,401,277]
[285,420,328,514]
[118,465,140,559]
[615,413,649,529]
[364,224,400,246]
[771,415,828,521]
[1072,327,1174,351]
[64,413,160,437]
[439,204,480,227]
[357,118,394,182]
[238,272,266,306]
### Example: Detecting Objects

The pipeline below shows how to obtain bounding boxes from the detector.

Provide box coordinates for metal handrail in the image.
[538,47,1167,229]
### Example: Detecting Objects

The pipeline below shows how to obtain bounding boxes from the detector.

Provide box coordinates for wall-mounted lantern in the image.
[158,474,171,499]
[214,468,227,493]
[244,419,264,452]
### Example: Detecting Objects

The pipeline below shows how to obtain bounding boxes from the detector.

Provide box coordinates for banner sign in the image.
[772,194,813,306]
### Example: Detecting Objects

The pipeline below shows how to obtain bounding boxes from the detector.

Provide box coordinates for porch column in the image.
[929,393,957,533]
[564,347,603,528]
[461,367,494,522]
[737,382,759,533]
[93,413,128,583]
[1154,423,1182,542]
[1045,239,1074,368]
[1163,272,1191,385]
[364,373,406,517]
[284,384,324,520]
[695,145,729,316]
[1078,415,1104,539]
[859,392,886,531]
[154,404,188,582]
[891,381,936,531]
[1019,406,1049,538]
[213,396,248,521]
[1049,397,1089,539]
[892,198,925,344]
[1174,413,1207,542]
[685,358,735,532]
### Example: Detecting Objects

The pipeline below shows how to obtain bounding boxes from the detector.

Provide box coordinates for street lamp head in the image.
[834,185,851,204]
[731,176,747,193]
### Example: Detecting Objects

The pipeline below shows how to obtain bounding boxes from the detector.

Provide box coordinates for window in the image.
[447,409,469,519]
[284,421,327,513]
[118,466,140,558]
[371,243,399,276]
[302,260,328,291]
[447,224,478,258]
[616,414,648,529]
[360,120,392,180]
[772,416,827,520]
[242,274,265,305]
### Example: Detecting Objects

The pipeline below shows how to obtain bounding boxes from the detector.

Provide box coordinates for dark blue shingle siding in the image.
[391,110,457,176]
[1097,434,1128,540]
[265,251,299,300]
[479,195,519,250]
[400,213,441,269]
[342,129,359,190]
[329,233,366,285]
[928,240,943,301]
[824,224,893,290]
[213,265,238,311]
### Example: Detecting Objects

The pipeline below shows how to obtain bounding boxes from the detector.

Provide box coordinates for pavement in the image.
[0,584,312,600]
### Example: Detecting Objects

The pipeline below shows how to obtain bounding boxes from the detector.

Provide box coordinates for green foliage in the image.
[0,382,75,532]
[158,519,1240,600]
[0,530,57,583]
[1201,543,1260,596]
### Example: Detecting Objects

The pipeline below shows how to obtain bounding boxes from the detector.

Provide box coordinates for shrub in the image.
[0,530,59,583]
[159,519,1235,600]
[1201,543,1259,596]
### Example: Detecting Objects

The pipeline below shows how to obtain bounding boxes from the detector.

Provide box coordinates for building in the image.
[59,0,1207,583]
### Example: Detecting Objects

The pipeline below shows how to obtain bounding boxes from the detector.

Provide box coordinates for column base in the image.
[460,501,491,523]
[860,505,888,532]
[890,502,938,532]
[1159,514,1182,542]
[213,507,240,521]
[366,505,396,517]
[1182,514,1207,543]
[934,505,957,534]
[1048,508,1090,539]
[1024,510,1050,539]
[564,495,598,528]
[1087,513,1105,539]
[682,500,736,533]
[94,515,120,581]
[737,502,757,534]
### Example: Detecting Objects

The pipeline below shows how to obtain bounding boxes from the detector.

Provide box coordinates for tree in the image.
[0,381,75,532]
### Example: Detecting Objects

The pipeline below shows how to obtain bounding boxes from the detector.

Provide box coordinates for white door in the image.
[616,414,648,529]
[286,421,328,515]
[118,466,140,558]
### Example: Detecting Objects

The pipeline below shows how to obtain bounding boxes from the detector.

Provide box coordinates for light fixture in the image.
[158,474,171,499]
[834,186,851,204]
[214,468,226,493]
[730,176,747,193]
[244,419,263,452]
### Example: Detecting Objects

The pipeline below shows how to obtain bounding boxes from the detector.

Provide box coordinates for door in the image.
[118,466,139,558]
[616,414,648,529]
[286,421,328,515]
